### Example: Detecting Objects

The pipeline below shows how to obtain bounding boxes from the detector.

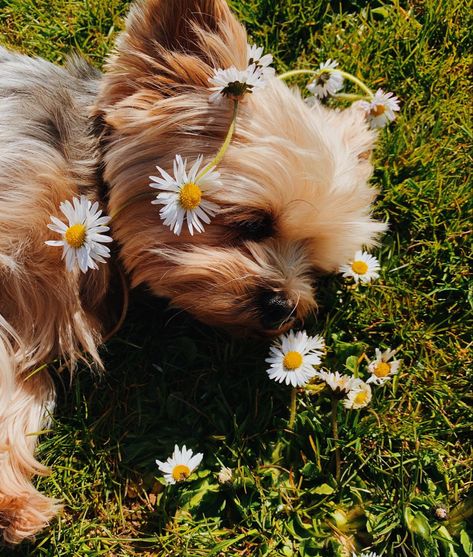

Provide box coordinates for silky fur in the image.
[0,0,385,544]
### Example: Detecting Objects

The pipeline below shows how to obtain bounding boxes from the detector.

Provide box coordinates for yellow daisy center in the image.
[65,223,87,249]
[283,351,303,370]
[374,361,391,377]
[371,104,386,117]
[354,390,368,405]
[172,464,191,482]
[179,182,202,210]
[351,260,368,275]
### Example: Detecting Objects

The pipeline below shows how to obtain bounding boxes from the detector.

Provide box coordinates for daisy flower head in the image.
[156,444,203,485]
[315,370,355,395]
[359,88,400,129]
[343,379,372,410]
[45,196,112,273]
[307,59,344,99]
[353,552,381,557]
[339,250,380,284]
[247,44,275,79]
[150,154,221,235]
[265,330,325,387]
[208,64,265,103]
[367,347,401,385]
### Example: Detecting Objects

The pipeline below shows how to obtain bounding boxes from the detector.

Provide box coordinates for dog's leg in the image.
[0,334,60,544]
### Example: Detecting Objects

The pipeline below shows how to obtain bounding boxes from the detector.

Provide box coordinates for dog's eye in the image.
[234,212,275,241]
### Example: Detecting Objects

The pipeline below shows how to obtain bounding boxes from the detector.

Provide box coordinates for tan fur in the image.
[0,0,385,543]
[96,0,385,332]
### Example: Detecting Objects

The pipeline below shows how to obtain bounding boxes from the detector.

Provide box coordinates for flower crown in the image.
[149,45,400,237]
[46,44,399,272]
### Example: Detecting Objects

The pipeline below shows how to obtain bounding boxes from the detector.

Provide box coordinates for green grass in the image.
[1,0,472,555]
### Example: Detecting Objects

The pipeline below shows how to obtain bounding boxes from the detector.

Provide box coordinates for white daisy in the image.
[247,44,275,79]
[208,64,265,102]
[315,370,355,394]
[150,154,221,235]
[307,59,344,99]
[265,330,325,387]
[343,379,372,409]
[339,250,380,284]
[359,88,400,128]
[366,347,401,385]
[156,444,203,485]
[45,196,112,273]
[353,552,381,557]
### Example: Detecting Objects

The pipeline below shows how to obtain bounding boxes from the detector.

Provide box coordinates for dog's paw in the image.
[0,491,61,544]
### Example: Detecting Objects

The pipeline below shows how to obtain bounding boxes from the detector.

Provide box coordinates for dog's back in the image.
[0,47,108,543]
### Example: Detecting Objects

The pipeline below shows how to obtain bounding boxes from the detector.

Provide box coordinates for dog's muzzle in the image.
[258,290,296,330]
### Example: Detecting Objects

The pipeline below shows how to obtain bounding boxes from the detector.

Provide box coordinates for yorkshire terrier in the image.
[0,0,385,544]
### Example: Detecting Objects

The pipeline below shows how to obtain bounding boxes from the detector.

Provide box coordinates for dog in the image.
[0,0,385,544]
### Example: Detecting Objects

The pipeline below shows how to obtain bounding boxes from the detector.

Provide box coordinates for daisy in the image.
[208,64,265,102]
[343,379,372,409]
[359,88,400,128]
[247,44,275,79]
[307,59,344,99]
[366,347,401,385]
[339,250,380,284]
[156,444,203,485]
[45,196,112,273]
[354,553,381,557]
[265,330,325,387]
[150,154,221,235]
[315,370,355,394]
[217,466,233,485]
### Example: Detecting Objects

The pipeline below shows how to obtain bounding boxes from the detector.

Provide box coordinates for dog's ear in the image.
[99,0,248,106]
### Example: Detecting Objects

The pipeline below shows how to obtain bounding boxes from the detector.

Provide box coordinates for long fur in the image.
[0,0,385,543]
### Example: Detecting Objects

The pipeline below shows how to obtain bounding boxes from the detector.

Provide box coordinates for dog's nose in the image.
[259,290,295,329]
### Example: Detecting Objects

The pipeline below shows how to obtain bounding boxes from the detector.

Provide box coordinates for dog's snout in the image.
[259,290,295,329]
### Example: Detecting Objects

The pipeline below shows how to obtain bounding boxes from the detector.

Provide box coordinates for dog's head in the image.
[95,0,386,334]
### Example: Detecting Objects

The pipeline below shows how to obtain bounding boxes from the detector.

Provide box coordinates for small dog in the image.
[0,0,385,544]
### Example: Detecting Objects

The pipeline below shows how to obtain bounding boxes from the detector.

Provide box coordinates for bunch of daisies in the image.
[263,249,401,407]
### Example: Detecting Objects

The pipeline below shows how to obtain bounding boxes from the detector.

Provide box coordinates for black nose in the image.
[259,290,295,329]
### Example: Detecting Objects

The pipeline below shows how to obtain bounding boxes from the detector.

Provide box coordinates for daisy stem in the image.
[196,99,239,180]
[331,397,341,482]
[332,92,369,101]
[278,68,373,98]
[288,388,298,430]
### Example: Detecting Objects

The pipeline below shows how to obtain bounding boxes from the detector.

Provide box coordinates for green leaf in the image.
[460,530,473,556]
[404,507,432,541]
[344,355,359,373]
[313,483,335,495]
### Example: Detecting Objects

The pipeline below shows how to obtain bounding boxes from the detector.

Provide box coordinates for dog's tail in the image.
[0,318,61,544]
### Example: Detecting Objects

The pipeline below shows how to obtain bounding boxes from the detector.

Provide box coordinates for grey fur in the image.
[0,47,101,193]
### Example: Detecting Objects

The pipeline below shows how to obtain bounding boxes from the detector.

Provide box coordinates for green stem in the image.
[288,388,297,430]
[332,92,368,101]
[279,68,373,98]
[331,397,341,482]
[196,99,239,180]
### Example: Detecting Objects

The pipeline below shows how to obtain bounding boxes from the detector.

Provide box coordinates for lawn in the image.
[0,0,472,555]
